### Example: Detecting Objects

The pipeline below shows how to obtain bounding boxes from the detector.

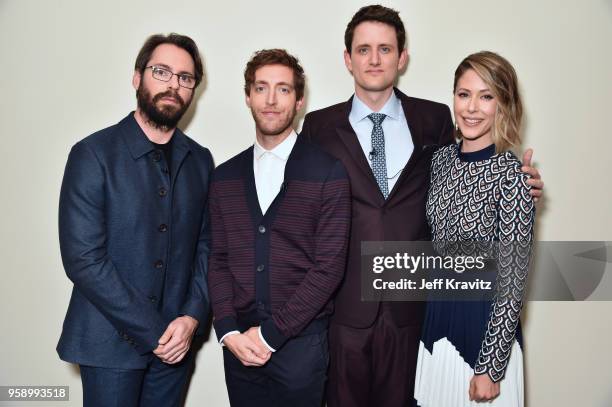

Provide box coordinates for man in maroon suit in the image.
[300,5,543,406]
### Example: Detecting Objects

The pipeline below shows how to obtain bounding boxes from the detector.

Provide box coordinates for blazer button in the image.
[154,260,164,269]
[158,224,168,232]
[148,295,158,303]
[152,151,162,162]
[158,188,167,197]
[258,225,266,234]
[256,264,265,272]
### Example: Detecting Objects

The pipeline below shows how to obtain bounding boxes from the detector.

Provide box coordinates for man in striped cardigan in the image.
[207,49,351,407]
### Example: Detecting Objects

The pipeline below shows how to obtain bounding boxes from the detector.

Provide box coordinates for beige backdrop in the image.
[1,0,611,406]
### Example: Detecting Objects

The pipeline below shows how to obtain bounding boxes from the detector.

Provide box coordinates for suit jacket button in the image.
[258,225,266,234]
[148,295,158,303]
[158,188,167,197]
[158,224,168,232]
[256,264,265,272]
[154,260,164,269]
[152,151,162,162]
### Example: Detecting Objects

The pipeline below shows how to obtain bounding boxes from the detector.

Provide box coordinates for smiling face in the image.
[453,68,498,151]
[246,64,304,141]
[133,43,195,129]
[344,21,407,97]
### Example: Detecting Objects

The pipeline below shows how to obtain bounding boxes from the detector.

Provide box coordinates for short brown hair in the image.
[453,51,523,152]
[243,49,305,100]
[134,33,204,88]
[345,5,406,53]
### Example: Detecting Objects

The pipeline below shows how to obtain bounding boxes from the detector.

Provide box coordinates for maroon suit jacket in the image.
[300,88,454,328]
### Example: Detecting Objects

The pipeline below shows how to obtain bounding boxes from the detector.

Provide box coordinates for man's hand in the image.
[224,332,271,367]
[469,374,500,402]
[153,315,199,364]
[522,149,543,202]
[244,326,274,354]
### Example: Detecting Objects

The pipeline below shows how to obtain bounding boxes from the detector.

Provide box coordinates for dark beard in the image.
[136,86,189,130]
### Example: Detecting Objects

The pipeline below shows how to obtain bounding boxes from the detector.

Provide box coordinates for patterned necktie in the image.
[368,113,389,198]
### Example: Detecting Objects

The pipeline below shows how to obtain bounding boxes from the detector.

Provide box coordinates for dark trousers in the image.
[326,305,422,407]
[223,330,328,407]
[79,352,193,407]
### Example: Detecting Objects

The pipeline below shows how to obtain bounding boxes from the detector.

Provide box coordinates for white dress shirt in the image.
[218,130,298,352]
[348,92,414,193]
[253,130,297,214]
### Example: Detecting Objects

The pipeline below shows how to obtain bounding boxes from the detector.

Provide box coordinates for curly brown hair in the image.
[244,49,305,100]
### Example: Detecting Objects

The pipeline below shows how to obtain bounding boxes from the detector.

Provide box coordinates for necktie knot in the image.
[368,113,386,126]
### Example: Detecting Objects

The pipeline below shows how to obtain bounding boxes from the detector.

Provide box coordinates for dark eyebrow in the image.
[151,63,194,76]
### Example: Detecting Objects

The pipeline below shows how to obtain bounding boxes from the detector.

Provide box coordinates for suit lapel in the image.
[335,98,384,200]
[385,89,424,202]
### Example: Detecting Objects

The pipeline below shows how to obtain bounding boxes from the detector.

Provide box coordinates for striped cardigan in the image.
[208,138,351,350]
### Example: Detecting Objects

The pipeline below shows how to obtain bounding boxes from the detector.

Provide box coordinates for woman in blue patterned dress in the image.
[414,51,535,406]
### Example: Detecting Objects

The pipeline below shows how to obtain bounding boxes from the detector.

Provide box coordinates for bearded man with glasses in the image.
[57,33,213,407]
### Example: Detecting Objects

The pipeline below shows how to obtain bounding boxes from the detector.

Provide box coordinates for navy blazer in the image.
[57,113,213,369]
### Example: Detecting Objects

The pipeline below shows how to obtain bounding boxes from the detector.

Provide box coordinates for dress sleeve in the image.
[473,160,535,382]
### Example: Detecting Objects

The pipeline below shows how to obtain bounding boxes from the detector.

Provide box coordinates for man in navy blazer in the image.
[57,33,213,407]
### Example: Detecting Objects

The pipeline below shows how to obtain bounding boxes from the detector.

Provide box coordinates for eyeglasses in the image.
[145,65,196,89]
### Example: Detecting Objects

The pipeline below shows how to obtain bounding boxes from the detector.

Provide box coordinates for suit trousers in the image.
[223,330,328,407]
[79,352,193,407]
[327,304,422,407]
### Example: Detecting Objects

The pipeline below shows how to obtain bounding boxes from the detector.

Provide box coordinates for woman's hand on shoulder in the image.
[521,148,543,202]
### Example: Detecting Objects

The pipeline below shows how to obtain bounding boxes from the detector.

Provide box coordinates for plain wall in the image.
[1,0,611,405]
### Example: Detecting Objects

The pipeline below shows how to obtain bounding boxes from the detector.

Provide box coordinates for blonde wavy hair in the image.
[453,51,523,153]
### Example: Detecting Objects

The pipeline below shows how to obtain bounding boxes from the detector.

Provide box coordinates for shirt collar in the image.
[349,91,401,123]
[254,130,297,161]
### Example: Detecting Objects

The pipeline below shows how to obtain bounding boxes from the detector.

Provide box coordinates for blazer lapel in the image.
[386,88,425,202]
[335,99,384,200]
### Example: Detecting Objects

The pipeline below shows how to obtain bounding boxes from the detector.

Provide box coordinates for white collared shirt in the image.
[253,130,297,214]
[348,92,414,193]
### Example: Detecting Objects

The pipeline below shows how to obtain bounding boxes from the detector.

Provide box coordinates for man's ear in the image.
[398,48,409,71]
[132,70,141,91]
[296,97,304,111]
[344,49,353,74]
